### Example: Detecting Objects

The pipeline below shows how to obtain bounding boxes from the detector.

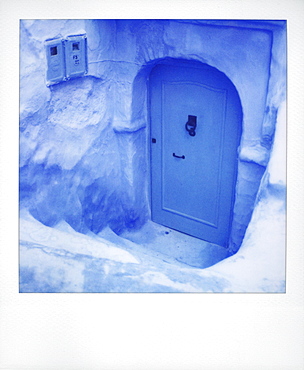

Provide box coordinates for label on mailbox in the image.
[65,34,88,79]
[45,37,66,86]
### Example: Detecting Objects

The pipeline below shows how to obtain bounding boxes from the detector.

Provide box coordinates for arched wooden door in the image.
[149,60,242,247]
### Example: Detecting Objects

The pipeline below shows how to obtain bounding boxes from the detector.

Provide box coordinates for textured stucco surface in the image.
[19,19,286,254]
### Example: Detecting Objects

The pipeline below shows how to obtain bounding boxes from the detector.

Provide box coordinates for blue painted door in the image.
[150,61,242,247]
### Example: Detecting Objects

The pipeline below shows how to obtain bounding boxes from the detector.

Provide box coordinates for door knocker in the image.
[185,115,197,136]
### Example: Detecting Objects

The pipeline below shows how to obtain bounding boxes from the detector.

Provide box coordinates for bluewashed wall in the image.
[19,19,286,252]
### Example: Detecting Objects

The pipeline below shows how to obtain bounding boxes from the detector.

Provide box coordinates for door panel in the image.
[150,61,242,247]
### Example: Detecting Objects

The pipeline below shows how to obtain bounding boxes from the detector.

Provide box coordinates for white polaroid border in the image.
[1,0,303,369]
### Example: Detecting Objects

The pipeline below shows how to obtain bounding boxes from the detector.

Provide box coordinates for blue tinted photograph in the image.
[19,19,286,293]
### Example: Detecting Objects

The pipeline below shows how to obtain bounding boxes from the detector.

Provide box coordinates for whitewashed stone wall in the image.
[19,19,286,253]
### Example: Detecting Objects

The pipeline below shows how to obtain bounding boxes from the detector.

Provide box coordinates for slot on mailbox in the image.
[50,46,58,56]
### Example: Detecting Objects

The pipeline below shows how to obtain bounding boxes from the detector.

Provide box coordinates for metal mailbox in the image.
[45,37,66,86]
[65,34,88,79]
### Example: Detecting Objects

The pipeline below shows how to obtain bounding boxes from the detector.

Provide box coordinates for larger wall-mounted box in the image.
[45,34,88,86]
[45,37,66,86]
[65,34,88,79]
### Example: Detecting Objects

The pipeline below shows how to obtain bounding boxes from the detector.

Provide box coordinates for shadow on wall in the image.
[19,75,148,235]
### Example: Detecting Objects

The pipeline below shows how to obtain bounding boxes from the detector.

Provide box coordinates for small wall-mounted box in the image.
[45,37,66,86]
[65,34,88,79]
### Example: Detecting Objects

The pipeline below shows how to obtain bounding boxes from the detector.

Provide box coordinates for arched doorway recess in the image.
[148,59,242,247]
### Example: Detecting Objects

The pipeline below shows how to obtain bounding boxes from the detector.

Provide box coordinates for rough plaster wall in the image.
[20,20,132,233]
[110,20,281,252]
[19,19,286,253]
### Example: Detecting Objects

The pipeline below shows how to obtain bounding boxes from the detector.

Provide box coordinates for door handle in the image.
[173,153,185,159]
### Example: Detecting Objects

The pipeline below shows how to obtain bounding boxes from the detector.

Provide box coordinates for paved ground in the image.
[19,202,285,293]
